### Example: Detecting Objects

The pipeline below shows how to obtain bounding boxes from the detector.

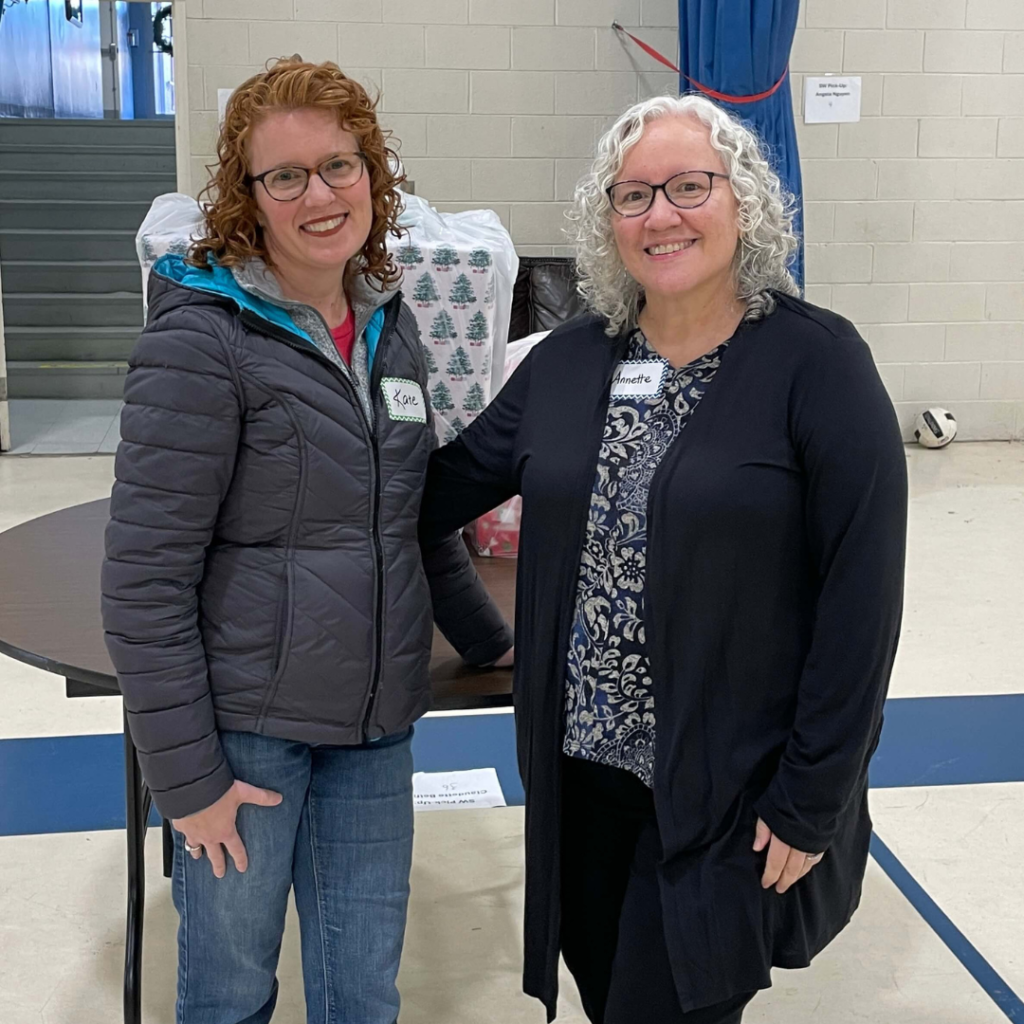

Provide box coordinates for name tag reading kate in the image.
[610,359,668,399]
[381,377,427,423]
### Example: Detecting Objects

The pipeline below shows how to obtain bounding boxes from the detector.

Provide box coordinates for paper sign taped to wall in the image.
[804,76,862,123]
[413,768,507,811]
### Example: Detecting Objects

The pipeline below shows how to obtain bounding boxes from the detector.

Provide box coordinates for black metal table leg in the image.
[123,709,151,1024]
[162,818,174,879]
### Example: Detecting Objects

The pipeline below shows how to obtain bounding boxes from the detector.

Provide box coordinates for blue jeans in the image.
[171,728,414,1024]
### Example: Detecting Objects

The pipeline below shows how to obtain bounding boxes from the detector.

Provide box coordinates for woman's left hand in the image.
[754,818,824,894]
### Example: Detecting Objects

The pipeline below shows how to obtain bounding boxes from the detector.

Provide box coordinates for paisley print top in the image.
[563,328,728,787]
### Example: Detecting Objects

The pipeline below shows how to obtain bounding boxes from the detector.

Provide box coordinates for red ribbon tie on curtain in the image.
[612,22,789,104]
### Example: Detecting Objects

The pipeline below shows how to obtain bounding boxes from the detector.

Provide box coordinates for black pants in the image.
[560,755,754,1024]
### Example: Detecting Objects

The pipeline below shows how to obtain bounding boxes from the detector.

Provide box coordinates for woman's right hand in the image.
[172,780,283,879]
[493,645,515,668]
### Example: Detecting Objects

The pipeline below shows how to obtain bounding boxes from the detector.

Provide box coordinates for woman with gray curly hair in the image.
[421,94,906,1023]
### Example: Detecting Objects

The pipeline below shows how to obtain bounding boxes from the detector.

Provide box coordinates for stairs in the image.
[0,118,176,399]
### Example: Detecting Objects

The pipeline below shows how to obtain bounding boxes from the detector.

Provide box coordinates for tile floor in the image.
[5,400,123,456]
[0,443,1022,1023]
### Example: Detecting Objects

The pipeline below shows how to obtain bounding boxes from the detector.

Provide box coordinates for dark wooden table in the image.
[0,498,515,1024]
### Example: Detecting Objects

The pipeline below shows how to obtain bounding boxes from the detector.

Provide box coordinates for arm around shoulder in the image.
[420,344,535,543]
[416,340,537,665]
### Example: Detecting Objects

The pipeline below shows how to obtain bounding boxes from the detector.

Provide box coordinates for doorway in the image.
[0,0,174,120]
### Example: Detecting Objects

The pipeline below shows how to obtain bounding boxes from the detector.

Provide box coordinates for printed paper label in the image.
[804,77,862,124]
[413,768,507,811]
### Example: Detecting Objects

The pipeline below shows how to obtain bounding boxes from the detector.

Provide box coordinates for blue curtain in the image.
[677,0,803,289]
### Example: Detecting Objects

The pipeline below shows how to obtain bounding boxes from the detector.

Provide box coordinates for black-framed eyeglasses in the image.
[606,170,727,217]
[248,153,366,202]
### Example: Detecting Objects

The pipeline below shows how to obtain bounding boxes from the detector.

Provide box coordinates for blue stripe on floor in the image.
[412,714,524,806]
[871,833,1024,1022]
[0,714,521,837]
[1,692,1023,837]
[870,694,1024,788]
[0,733,130,836]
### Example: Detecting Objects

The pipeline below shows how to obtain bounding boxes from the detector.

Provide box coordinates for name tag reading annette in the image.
[610,360,667,399]
[381,377,427,423]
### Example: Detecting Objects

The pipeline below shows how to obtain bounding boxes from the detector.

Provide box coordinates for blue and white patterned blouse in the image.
[563,328,728,787]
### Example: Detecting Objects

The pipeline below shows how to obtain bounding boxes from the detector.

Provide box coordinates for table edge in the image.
[0,636,119,692]
[1,636,512,712]
[0,499,514,712]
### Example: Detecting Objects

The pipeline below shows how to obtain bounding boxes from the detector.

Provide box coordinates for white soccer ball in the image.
[914,407,957,448]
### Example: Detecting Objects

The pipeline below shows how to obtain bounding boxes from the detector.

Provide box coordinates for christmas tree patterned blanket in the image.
[390,197,518,446]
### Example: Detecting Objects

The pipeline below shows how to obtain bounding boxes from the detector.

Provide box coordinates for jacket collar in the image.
[229,256,395,348]
[150,253,392,369]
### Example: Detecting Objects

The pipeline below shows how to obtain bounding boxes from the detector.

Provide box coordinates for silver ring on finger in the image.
[805,851,823,863]
[184,841,203,856]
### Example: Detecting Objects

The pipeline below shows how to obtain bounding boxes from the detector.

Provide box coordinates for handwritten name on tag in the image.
[610,359,667,399]
[413,768,507,811]
[381,377,427,423]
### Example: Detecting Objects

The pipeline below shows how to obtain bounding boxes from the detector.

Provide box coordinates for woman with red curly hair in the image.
[101,58,511,1024]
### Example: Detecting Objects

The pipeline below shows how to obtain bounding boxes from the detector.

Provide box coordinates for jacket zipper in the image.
[360,298,401,739]
[237,296,401,740]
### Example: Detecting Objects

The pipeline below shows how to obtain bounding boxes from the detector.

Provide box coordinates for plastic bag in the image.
[389,193,518,446]
[136,192,205,322]
[464,330,551,558]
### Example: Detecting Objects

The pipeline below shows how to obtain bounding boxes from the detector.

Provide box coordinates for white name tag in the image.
[381,377,427,423]
[610,359,667,399]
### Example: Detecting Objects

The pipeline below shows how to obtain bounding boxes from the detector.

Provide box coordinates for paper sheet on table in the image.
[413,768,507,811]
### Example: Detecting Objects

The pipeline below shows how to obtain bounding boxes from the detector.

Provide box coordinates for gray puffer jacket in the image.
[102,254,512,820]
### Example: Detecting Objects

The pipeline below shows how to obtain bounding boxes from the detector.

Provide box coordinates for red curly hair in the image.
[189,58,405,289]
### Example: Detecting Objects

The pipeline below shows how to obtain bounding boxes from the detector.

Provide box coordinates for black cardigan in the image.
[420,293,908,1019]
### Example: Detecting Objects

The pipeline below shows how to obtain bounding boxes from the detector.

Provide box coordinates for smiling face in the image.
[248,106,373,278]
[610,114,741,307]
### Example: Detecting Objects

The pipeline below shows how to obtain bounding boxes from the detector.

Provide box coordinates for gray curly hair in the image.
[566,93,800,336]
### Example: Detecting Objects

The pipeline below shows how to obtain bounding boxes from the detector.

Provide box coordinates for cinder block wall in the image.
[179,0,1024,439]
[794,0,1024,440]
[180,0,678,251]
